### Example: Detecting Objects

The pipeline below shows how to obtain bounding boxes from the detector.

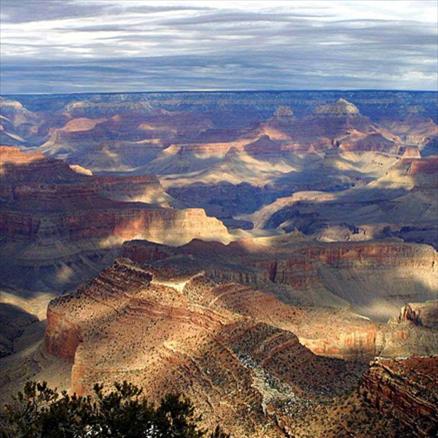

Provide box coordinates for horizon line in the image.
[1,88,438,97]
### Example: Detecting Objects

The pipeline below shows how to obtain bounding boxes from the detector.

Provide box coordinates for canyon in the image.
[42,257,438,436]
[0,146,230,291]
[1,90,437,436]
[39,258,385,436]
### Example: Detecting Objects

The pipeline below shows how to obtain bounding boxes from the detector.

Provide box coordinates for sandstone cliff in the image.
[0,146,230,290]
[121,237,438,360]
[360,356,438,437]
[123,237,438,321]
[398,300,438,329]
[45,258,367,437]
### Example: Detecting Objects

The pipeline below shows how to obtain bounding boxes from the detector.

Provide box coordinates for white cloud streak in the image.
[0,0,437,93]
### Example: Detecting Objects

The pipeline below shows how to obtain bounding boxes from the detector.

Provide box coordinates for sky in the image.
[0,0,437,94]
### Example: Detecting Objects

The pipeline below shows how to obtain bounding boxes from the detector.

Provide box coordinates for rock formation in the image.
[120,237,438,360]
[315,98,360,116]
[45,253,438,435]
[398,300,438,329]
[45,258,366,437]
[123,237,438,321]
[0,146,230,290]
[360,356,438,437]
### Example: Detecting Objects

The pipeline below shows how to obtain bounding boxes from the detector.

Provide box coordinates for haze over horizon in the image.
[1,0,437,94]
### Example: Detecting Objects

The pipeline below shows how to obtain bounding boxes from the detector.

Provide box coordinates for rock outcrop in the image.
[0,146,230,290]
[398,301,438,329]
[124,237,438,321]
[121,237,438,359]
[315,98,360,116]
[360,356,438,437]
[45,258,365,437]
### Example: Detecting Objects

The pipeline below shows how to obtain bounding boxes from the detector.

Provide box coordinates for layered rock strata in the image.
[360,356,438,437]
[46,258,364,437]
[0,146,229,290]
[123,237,438,321]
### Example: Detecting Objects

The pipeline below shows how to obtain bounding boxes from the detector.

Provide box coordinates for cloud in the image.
[0,0,437,93]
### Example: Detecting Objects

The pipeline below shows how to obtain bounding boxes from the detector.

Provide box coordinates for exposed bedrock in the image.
[123,238,438,321]
[0,148,228,243]
[0,207,229,244]
[398,300,438,329]
[45,252,438,369]
[360,356,438,437]
[45,258,368,436]
[0,146,230,290]
[44,251,438,435]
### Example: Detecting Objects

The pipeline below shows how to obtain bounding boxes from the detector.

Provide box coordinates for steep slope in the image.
[247,99,401,157]
[45,258,366,437]
[44,257,438,436]
[249,155,438,248]
[360,356,438,437]
[0,146,230,291]
[0,97,44,146]
[122,237,438,322]
[40,108,216,172]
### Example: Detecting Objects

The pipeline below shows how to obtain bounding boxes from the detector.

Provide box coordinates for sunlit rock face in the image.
[45,254,437,436]
[398,300,438,329]
[360,356,438,437]
[0,146,230,291]
[123,237,438,322]
[45,258,367,437]
[0,98,44,147]
[314,98,360,116]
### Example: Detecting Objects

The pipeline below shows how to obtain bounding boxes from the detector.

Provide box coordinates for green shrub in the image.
[0,381,229,438]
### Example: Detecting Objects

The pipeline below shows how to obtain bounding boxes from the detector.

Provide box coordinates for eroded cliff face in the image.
[0,147,229,240]
[398,300,438,329]
[360,356,438,437]
[123,238,438,321]
[45,258,366,437]
[0,146,230,290]
[45,308,82,359]
[119,237,438,359]
[180,274,379,361]
[250,240,436,285]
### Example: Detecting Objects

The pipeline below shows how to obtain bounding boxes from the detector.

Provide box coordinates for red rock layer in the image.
[406,156,438,175]
[123,238,437,308]
[0,146,229,244]
[45,258,365,437]
[122,238,438,358]
[360,356,438,437]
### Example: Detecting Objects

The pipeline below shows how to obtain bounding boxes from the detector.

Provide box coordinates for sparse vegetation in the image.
[0,381,229,438]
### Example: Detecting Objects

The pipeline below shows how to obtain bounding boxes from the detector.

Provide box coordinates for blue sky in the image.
[1,0,437,94]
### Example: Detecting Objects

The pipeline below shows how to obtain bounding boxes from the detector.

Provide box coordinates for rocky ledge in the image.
[0,146,230,290]
[45,258,366,437]
[360,356,438,437]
